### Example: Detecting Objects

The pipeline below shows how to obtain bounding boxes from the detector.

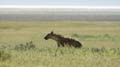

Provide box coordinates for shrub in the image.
[14,41,36,51]
[71,34,80,38]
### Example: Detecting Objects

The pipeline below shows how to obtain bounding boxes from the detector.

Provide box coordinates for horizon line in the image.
[0,5,120,9]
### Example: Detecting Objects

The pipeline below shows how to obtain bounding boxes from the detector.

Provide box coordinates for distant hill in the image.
[0,8,120,21]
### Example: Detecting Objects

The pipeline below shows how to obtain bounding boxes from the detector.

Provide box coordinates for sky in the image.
[0,0,120,7]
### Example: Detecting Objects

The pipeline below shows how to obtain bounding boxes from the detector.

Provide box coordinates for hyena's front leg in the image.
[60,42,64,47]
[57,42,61,47]
[57,42,64,47]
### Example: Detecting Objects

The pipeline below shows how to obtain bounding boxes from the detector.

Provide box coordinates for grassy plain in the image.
[0,21,120,67]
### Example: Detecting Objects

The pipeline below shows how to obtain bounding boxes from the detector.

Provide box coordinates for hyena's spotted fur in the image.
[44,31,82,48]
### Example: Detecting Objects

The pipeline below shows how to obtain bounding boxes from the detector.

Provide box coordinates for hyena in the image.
[44,31,82,48]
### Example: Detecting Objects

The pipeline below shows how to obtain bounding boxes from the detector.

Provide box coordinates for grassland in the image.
[0,21,120,67]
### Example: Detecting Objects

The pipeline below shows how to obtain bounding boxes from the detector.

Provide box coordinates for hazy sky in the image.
[0,0,120,6]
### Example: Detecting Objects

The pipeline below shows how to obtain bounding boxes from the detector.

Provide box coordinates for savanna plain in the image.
[0,21,120,67]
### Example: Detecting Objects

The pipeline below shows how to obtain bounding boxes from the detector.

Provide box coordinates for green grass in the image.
[0,21,120,67]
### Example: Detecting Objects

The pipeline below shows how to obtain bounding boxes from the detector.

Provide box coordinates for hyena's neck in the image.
[50,35,63,42]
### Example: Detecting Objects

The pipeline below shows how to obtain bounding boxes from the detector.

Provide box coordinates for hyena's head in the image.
[44,31,54,40]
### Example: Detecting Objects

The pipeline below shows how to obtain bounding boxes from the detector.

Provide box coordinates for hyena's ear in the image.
[50,31,54,34]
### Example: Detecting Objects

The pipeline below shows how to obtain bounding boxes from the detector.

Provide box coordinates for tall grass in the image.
[0,47,120,67]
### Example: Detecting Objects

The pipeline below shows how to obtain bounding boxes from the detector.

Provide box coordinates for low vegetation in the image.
[0,21,120,67]
[14,41,36,51]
